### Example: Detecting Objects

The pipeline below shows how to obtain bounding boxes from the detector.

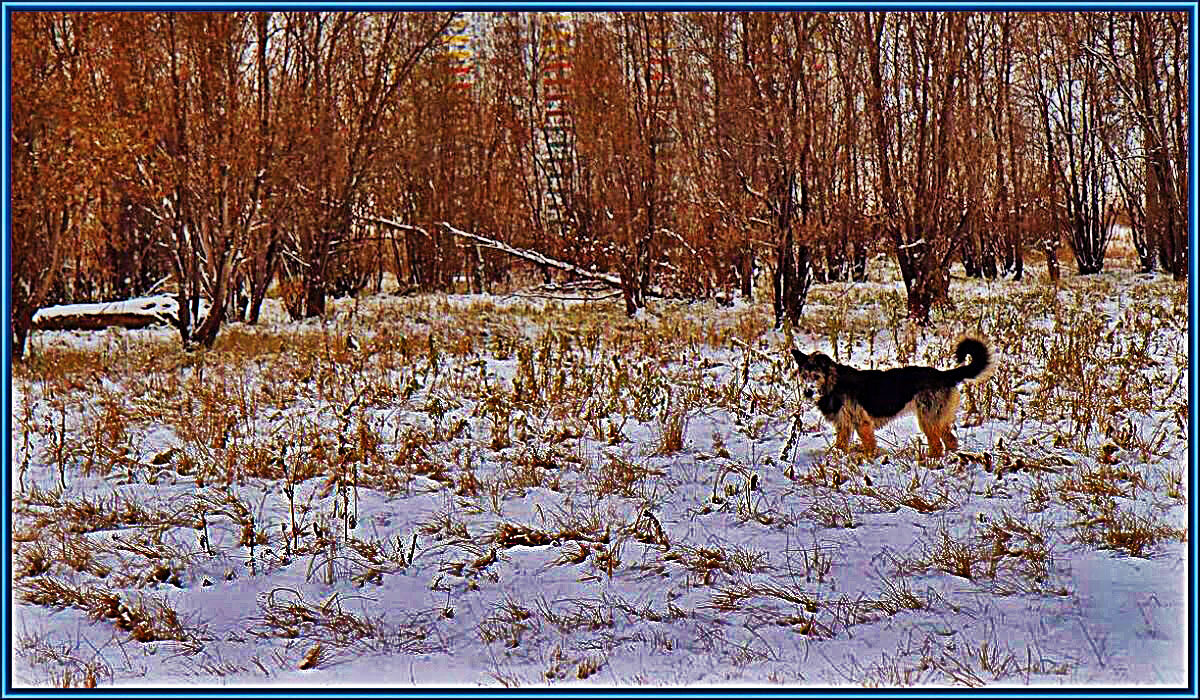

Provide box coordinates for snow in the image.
[31,295,212,327]
[8,260,1190,689]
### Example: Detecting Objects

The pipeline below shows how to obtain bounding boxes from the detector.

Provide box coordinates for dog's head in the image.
[791,349,835,399]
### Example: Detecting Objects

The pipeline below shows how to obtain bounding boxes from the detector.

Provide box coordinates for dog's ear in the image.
[790,348,806,366]
[811,353,834,370]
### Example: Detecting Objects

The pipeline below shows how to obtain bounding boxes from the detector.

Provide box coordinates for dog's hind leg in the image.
[916,412,945,459]
[939,389,961,453]
[941,426,959,453]
[855,420,878,457]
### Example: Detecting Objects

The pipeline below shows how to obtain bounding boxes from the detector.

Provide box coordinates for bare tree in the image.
[1104,12,1188,279]
[1029,13,1120,276]
[721,13,829,328]
[485,13,586,279]
[274,12,453,318]
[15,9,1185,338]
[239,12,282,324]
[122,13,267,347]
[822,15,875,284]
[10,13,126,358]
[672,13,753,302]
[984,13,1037,280]
[859,12,972,324]
[568,13,678,316]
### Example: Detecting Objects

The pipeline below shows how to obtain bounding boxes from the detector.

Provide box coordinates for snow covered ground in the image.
[8,257,1190,689]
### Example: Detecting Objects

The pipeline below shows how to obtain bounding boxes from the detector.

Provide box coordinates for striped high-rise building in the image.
[539,12,574,233]
[444,13,475,90]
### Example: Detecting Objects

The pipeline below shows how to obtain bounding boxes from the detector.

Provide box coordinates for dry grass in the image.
[252,588,433,655]
[18,577,197,645]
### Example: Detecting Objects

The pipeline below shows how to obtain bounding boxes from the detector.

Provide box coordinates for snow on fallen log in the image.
[32,295,211,332]
[439,221,671,298]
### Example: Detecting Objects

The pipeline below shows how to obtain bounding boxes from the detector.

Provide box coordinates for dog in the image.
[791,337,992,458]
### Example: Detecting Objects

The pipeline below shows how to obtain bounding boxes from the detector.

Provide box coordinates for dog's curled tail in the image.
[946,336,992,385]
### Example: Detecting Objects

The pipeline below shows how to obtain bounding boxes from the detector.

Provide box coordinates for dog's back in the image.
[837,337,990,418]
[832,364,951,419]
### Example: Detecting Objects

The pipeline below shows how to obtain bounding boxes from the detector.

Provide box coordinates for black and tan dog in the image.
[791,337,992,458]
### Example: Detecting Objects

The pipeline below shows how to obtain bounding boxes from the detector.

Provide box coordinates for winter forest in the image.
[10,11,1188,352]
[8,10,1191,689]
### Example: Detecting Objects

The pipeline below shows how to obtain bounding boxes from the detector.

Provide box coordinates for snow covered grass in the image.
[10,258,1188,688]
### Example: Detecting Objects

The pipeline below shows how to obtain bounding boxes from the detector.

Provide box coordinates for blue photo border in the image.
[0,2,1196,697]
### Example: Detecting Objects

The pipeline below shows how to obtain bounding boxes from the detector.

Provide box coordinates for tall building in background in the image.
[444,12,475,90]
[442,12,577,235]
[539,12,575,234]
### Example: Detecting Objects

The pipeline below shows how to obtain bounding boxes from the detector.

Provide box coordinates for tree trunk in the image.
[175,286,192,346]
[1007,240,1024,281]
[739,246,753,300]
[773,228,810,329]
[850,243,868,283]
[1044,237,1061,281]
[1131,222,1157,274]
[194,256,233,348]
[11,305,32,361]
[247,236,278,325]
[904,266,949,326]
[980,240,998,279]
[999,217,1024,280]
[1071,215,1108,275]
[193,303,226,348]
[620,264,642,317]
[823,247,844,283]
[304,271,326,318]
[892,222,953,327]
[13,325,28,361]
[962,234,981,278]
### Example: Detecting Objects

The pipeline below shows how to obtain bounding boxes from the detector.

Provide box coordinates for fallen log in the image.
[440,221,623,287]
[439,221,670,298]
[32,296,211,332]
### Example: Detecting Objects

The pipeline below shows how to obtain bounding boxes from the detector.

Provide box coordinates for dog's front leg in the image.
[855,421,878,457]
[834,421,853,452]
